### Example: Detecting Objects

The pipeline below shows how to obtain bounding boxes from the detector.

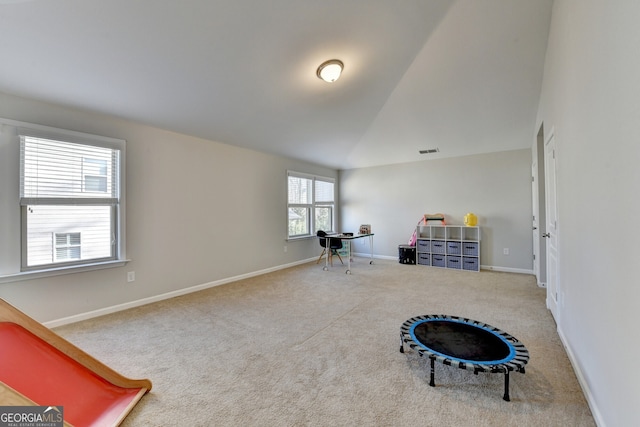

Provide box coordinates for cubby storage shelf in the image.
[415,225,480,272]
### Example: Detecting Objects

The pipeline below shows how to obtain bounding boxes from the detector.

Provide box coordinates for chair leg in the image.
[316,248,327,264]
[334,250,344,265]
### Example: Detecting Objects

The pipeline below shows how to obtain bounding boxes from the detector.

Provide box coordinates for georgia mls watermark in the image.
[0,406,63,427]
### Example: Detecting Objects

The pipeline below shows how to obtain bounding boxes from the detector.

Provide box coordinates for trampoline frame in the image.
[400,314,529,401]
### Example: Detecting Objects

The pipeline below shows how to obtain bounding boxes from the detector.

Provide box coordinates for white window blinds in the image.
[20,136,119,206]
[315,179,334,203]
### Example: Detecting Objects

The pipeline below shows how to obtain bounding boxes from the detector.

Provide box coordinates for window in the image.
[287,171,335,239]
[54,232,81,261]
[0,117,130,280]
[83,158,108,192]
[19,134,122,271]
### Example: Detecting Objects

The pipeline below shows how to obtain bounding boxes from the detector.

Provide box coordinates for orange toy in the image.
[424,213,446,225]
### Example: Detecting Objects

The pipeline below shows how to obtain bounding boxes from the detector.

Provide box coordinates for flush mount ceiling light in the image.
[316,59,344,83]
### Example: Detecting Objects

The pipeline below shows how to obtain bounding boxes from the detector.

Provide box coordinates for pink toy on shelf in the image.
[408,214,446,246]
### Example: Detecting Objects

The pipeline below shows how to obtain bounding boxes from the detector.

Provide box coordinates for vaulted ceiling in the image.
[0,0,553,170]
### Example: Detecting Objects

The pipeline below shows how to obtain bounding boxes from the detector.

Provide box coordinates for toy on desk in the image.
[359,224,371,234]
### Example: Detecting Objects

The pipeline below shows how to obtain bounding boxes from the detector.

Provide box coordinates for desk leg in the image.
[369,235,374,264]
[323,237,329,271]
[346,239,352,274]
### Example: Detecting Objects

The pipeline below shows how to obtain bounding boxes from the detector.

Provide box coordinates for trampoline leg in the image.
[429,357,436,387]
[399,334,405,353]
[503,370,510,401]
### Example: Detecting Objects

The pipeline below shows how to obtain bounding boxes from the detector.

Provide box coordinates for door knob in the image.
[542,233,550,238]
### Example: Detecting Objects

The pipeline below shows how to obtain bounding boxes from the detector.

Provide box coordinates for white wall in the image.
[535,1,640,425]
[339,149,533,271]
[0,91,336,323]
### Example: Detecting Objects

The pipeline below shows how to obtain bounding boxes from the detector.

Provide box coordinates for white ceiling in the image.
[0,0,553,170]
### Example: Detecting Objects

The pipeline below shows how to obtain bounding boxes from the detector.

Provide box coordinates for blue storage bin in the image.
[431,254,446,267]
[463,257,479,271]
[417,253,430,265]
[417,239,430,252]
[462,242,479,256]
[446,255,462,269]
[431,240,446,254]
[446,241,461,255]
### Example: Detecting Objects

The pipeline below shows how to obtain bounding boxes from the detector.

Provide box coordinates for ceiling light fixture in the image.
[317,59,344,83]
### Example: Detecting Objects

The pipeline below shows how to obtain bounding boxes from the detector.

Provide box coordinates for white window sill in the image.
[287,235,318,242]
[0,259,130,284]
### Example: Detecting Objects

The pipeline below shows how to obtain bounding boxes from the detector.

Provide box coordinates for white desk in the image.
[322,233,374,274]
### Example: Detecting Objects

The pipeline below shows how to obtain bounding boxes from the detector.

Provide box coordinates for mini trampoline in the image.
[400,314,529,401]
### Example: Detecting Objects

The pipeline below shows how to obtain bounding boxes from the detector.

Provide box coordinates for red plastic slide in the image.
[0,299,151,427]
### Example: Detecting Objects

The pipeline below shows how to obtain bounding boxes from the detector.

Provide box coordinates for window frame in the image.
[0,118,128,282]
[287,171,336,240]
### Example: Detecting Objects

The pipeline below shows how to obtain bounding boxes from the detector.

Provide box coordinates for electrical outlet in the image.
[503,248,510,255]
[127,271,135,282]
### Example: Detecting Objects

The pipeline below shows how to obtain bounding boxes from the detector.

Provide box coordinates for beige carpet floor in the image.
[55,258,595,426]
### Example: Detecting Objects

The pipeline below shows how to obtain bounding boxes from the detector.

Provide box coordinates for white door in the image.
[544,131,559,322]
[531,162,539,282]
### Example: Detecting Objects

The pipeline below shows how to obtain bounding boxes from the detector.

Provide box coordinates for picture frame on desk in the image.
[359,224,371,234]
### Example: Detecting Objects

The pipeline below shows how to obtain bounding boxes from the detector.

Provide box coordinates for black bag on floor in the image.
[398,245,416,264]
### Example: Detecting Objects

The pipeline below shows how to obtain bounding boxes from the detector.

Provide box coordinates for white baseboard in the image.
[352,252,395,260]
[44,258,316,328]
[480,265,534,275]
[557,327,604,426]
[355,253,535,275]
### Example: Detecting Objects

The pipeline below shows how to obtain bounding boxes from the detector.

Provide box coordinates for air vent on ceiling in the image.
[419,148,440,154]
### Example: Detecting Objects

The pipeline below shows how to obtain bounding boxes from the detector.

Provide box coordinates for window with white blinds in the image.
[287,171,335,239]
[18,130,124,271]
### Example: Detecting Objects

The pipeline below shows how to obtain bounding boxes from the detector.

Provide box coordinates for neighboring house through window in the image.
[287,171,335,239]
